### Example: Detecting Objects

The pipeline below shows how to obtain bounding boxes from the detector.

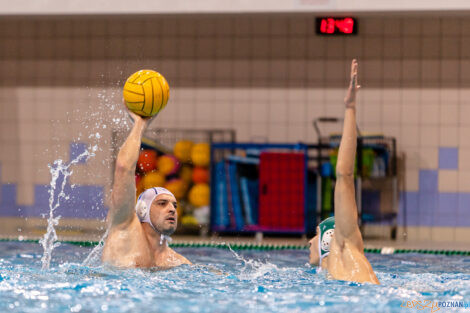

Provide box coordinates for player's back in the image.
[327,239,379,284]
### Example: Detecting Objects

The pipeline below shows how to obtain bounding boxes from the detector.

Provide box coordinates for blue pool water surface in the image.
[0,241,469,313]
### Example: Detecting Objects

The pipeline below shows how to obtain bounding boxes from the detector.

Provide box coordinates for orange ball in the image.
[191,143,210,167]
[158,154,180,176]
[141,171,166,190]
[173,140,194,163]
[188,183,210,207]
[164,179,187,200]
[192,167,209,184]
[137,150,157,173]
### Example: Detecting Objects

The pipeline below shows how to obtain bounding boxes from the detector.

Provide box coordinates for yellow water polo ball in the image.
[141,171,166,190]
[164,179,187,200]
[188,183,210,207]
[173,140,194,163]
[123,69,170,117]
[191,143,210,167]
[158,155,180,176]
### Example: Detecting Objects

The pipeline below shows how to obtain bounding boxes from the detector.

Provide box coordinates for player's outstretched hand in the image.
[125,102,153,127]
[344,59,361,107]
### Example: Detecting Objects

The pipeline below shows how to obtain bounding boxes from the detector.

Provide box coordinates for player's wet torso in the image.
[102,217,189,268]
[327,239,379,284]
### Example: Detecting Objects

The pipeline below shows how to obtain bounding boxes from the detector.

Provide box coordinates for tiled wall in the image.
[0,15,469,241]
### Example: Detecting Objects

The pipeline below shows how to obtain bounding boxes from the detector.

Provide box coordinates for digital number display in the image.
[316,17,357,35]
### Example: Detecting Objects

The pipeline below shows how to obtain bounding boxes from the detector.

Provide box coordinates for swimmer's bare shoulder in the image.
[102,221,191,268]
[102,216,152,267]
[168,248,192,265]
[328,237,379,284]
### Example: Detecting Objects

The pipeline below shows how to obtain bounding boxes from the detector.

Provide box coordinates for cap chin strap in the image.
[160,234,172,246]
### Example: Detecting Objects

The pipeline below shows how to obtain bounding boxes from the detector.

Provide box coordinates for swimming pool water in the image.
[0,241,469,313]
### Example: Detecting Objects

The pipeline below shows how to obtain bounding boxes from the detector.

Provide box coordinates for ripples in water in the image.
[0,242,469,313]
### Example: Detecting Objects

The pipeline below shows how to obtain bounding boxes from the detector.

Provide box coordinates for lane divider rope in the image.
[1,238,470,255]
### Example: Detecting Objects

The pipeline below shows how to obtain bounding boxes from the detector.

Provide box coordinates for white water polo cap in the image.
[135,187,176,231]
[318,216,335,268]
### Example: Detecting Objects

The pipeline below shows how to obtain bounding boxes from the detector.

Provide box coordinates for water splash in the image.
[41,76,131,269]
[227,244,279,280]
[82,228,109,267]
[39,145,97,270]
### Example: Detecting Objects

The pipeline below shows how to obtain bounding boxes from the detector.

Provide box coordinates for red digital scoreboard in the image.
[316,17,357,35]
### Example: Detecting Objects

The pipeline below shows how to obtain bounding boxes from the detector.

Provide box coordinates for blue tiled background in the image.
[0,183,107,219]
[0,142,108,220]
[398,147,470,227]
[438,147,459,170]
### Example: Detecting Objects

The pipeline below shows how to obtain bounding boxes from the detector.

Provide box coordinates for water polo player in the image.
[102,110,191,268]
[308,60,379,284]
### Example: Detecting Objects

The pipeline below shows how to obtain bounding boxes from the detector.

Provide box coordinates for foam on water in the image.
[227,244,283,281]
[0,244,462,313]
[5,243,470,313]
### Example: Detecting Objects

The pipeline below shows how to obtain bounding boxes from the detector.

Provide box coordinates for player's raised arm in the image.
[107,111,150,228]
[333,59,364,250]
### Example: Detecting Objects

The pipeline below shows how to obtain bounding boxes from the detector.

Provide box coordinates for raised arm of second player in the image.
[333,59,364,251]
[107,112,149,228]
